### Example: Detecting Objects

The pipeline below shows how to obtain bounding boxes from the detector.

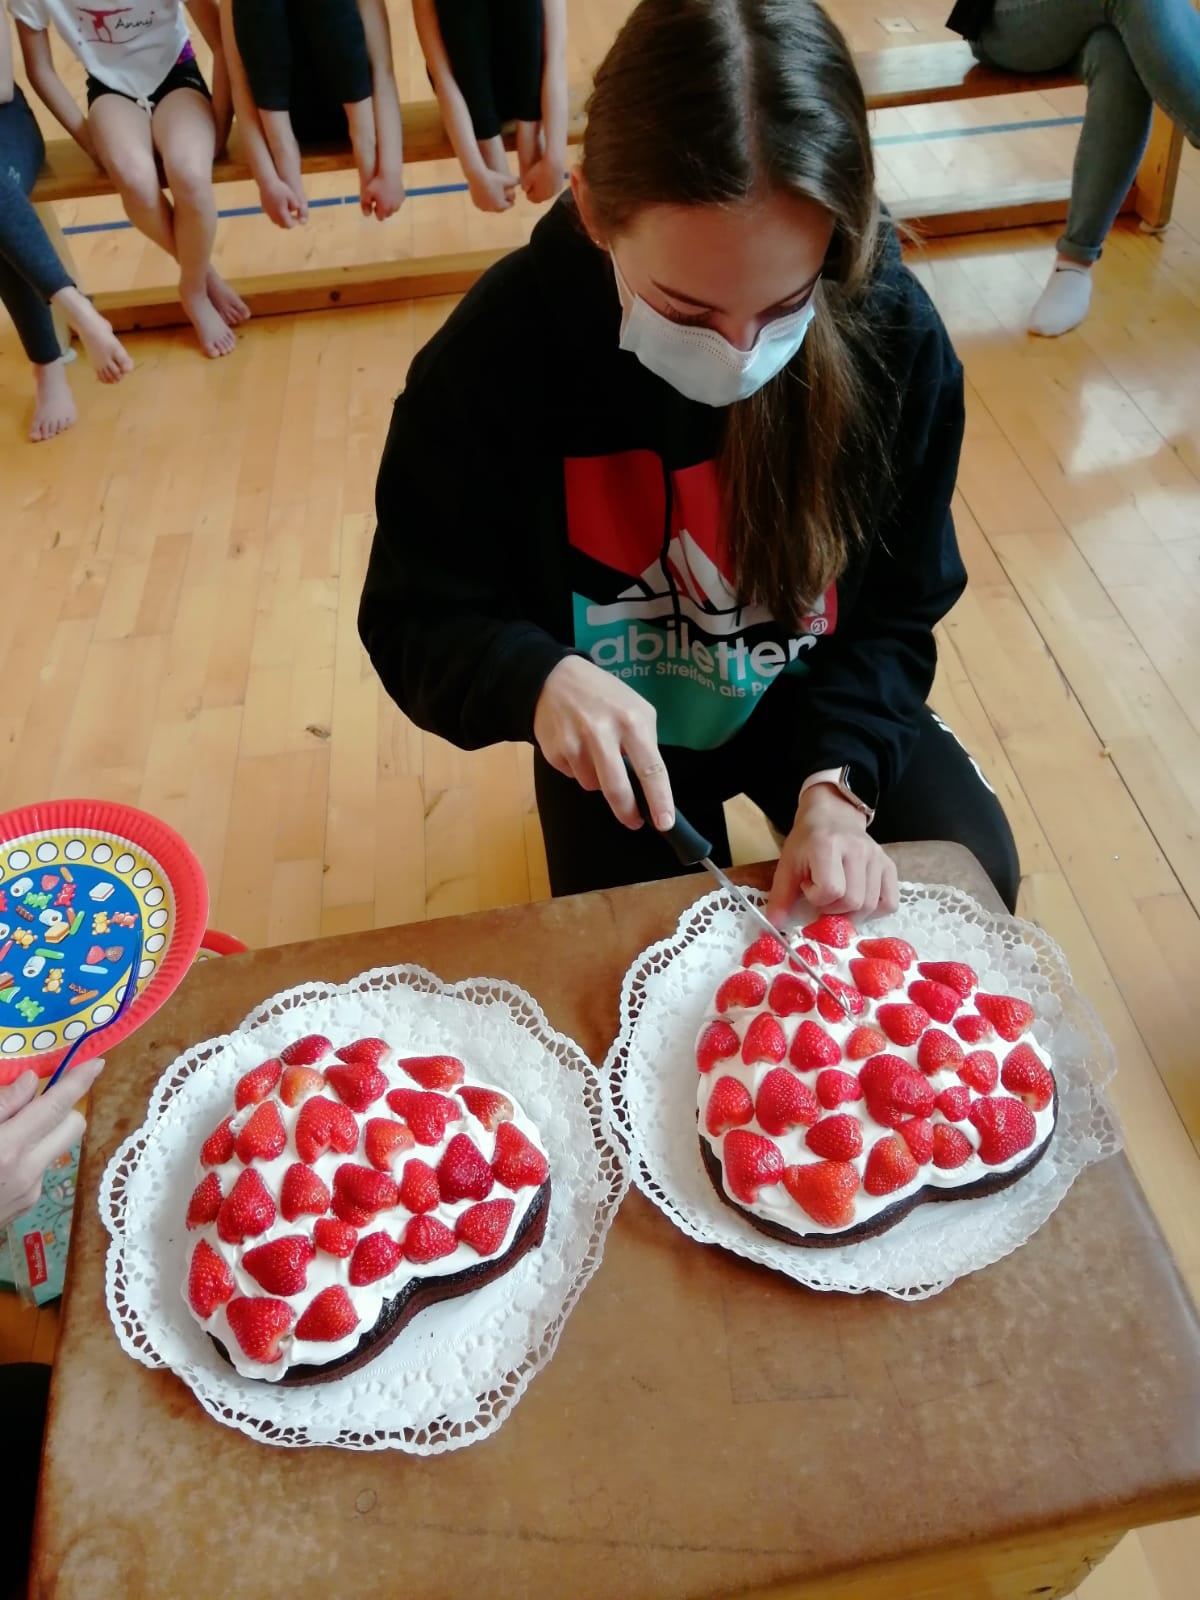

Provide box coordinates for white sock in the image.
[1028,263,1093,337]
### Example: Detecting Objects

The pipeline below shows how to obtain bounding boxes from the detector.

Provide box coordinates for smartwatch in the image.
[799,764,879,825]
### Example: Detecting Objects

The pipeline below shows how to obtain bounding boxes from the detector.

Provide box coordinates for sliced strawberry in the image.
[705,1075,753,1136]
[742,1013,786,1066]
[782,1160,859,1227]
[187,1238,234,1318]
[402,1214,458,1264]
[742,933,787,969]
[876,1002,931,1047]
[696,1021,740,1074]
[385,1088,460,1146]
[789,1020,841,1072]
[857,937,916,969]
[225,1296,293,1363]
[365,1117,416,1172]
[815,1068,864,1110]
[845,1025,887,1060]
[186,1172,222,1229]
[242,1235,316,1296]
[969,1095,1037,1165]
[399,1054,466,1091]
[313,1218,358,1257]
[200,1115,236,1168]
[721,1129,785,1204]
[907,979,960,1025]
[280,1162,331,1222]
[491,1121,549,1190]
[235,1100,287,1165]
[280,1035,332,1067]
[754,1067,820,1136]
[458,1085,515,1129]
[959,1050,999,1094]
[332,1164,400,1222]
[802,914,855,948]
[818,978,866,1025]
[767,973,815,1017]
[715,970,768,1013]
[975,994,1036,1043]
[334,1037,388,1068]
[918,961,978,998]
[805,1113,863,1161]
[279,1065,325,1108]
[295,1285,360,1342]
[349,1230,405,1285]
[935,1084,971,1122]
[849,957,904,999]
[325,1060,388,1113]
[897,1116,934,1165]
[294,1095,359,1164]
[917,1029,964,1076]
[216,1168,276,1244]
[437,1133,495,1203]
[456,1198,516,1257]
[863,1133,920,1196]
[932,1124,973,1169]
[859,1055,936,1126]
[398,1158,441,1214]
[234,1057,283,1110]
[1001,1044,1055,1112]
[954,1013,994,1045]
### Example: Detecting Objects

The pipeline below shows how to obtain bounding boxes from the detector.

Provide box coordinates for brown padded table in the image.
[31,844,1200,1600]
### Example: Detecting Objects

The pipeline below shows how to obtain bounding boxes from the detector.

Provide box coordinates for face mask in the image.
[612,255,816,407]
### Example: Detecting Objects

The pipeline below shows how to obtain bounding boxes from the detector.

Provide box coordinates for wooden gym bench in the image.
[30,41,1184,333]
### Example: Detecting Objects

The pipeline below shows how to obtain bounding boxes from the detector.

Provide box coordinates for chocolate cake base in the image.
[211,1179,551,1385]
[699,1101,1057,1248]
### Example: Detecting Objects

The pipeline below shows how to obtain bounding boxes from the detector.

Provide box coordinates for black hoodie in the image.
[360,198,967,800]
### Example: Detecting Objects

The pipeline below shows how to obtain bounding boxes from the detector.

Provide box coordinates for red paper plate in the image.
[0,800,208,1083]
[193,927,248,963]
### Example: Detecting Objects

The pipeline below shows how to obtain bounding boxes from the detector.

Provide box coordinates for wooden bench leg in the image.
[34,201,80,358]
[1132,109,1185,232]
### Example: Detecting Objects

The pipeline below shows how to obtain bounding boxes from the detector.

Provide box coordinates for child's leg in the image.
[0,252,74,441]
[493,0,546,183]
[87,92,178,257]
[151,87,235,358]
[434,0,506,169]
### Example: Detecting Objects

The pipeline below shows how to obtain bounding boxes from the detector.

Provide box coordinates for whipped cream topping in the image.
[182,1036,547,1382]
[696,938,1056,1237]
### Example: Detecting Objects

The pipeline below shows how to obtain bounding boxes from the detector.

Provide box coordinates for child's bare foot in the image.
[206,268,251,328]
[52,289,133,383]
[183,286,236,358]
[30,360,78,442]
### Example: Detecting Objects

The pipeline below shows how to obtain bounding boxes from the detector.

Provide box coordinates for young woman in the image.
[1,18,132,440]
[222,0,406,230]
[413,0,567,212]
[360,0,1020,922]
[12,0,250,357]
[949,0,1200,336]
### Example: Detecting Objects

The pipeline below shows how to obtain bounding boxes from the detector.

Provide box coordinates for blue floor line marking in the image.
[61,113,1084,238]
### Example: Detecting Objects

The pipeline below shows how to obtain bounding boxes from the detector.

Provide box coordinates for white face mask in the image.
[612,255,816,407]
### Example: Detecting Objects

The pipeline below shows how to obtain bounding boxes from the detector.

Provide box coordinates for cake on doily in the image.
[695,915,1057,1246]
[183,1034,551,1384]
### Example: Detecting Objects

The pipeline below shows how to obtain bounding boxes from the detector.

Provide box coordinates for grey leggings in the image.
[0,87,72,365]
[975,0,1200,262]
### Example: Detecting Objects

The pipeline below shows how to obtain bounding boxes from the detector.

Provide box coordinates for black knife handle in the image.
[623,757,712,866]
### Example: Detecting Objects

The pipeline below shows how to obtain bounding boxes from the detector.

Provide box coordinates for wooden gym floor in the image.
[1,5,1198,1595]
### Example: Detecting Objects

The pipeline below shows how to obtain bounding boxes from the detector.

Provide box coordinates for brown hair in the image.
[581,0,886,629]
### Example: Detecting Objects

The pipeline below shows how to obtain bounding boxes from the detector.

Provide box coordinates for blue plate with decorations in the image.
[0,800,208,1083]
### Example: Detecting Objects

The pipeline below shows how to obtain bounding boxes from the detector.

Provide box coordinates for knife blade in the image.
[622,760,854,1019]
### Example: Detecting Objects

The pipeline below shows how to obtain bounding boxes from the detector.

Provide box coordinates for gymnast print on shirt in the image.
[564,448,838,751]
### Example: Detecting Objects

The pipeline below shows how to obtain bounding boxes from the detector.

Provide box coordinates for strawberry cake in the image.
[695,916,1057,1246]
[182,1034,551,1383]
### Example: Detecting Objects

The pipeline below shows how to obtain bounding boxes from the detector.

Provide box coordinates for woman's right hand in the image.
[0,1056,105,1228]
[533,656,675,831]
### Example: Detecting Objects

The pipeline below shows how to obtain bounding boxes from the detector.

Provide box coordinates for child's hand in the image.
[0,1057,105,1229]
[468,168,520,212]
[522,155,564,205]
[361,169,406,220]
[260,175,307,229]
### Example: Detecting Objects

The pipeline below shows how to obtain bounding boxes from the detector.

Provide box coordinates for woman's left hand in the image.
[766,784,898,925]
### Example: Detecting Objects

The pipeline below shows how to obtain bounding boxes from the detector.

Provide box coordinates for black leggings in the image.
[232,0,373,145]
[0,1362,50,1600]
[0,89,73,367]
[434,0,544,140]
[534,698,1021,912]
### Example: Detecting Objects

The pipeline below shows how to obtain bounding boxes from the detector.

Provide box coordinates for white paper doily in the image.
[99,966,628,1451]
[604,883,1120,1301]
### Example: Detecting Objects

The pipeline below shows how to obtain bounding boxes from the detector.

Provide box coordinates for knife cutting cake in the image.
[182,1034,550,1383]
[696,915,1056,1246]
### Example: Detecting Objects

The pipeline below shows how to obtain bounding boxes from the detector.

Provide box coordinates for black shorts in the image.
[86,53,211,112]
